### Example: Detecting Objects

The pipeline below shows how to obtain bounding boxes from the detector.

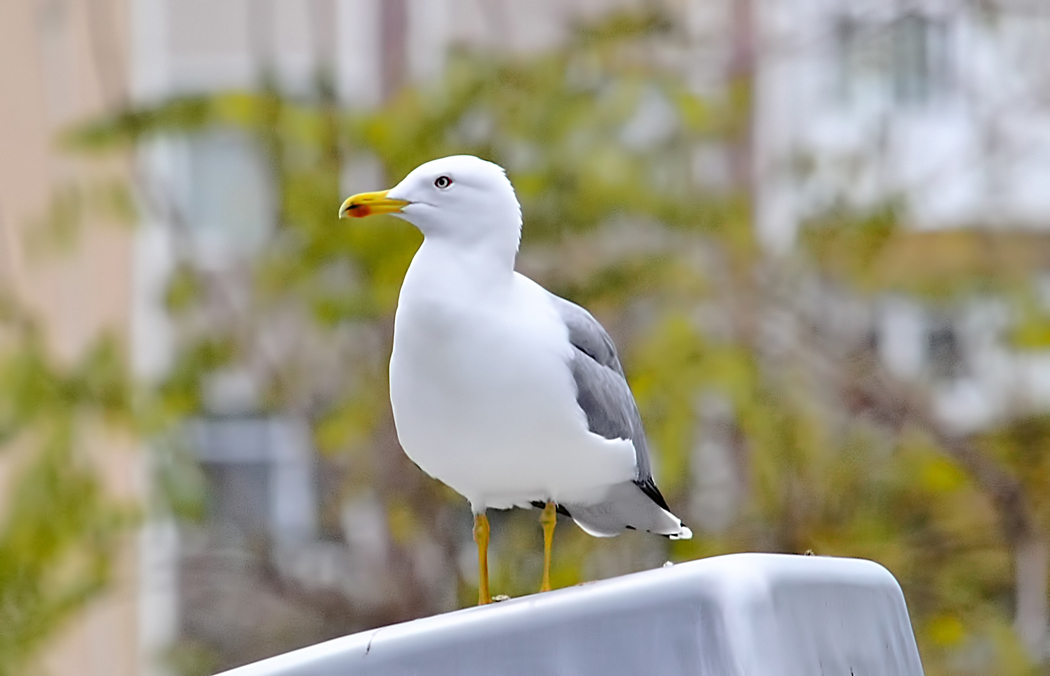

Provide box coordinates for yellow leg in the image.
[473,512,491,605]
[540,501,557,592]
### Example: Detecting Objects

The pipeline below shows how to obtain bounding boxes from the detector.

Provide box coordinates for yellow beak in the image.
[338,190,409,219]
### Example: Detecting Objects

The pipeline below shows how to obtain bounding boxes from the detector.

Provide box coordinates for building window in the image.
[836,13,950,107]
[191,415,318,545]
[180,130,275,259]
[202,461,270,536]
[927,321,963,381]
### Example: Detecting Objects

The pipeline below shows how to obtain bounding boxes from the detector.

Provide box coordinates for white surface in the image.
[216,553,925,676]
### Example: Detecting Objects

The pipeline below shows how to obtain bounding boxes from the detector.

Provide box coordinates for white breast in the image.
[388,245,636,512]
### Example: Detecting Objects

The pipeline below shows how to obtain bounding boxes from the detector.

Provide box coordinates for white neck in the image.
[403,235,517,303]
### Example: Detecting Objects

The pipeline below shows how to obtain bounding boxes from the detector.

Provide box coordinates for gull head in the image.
[339,155,522,252]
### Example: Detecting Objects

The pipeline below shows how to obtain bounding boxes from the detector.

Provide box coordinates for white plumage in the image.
[391,244,638,511]
[340,154,690,554]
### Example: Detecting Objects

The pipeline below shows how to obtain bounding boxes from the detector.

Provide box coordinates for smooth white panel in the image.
[217,553,925,676]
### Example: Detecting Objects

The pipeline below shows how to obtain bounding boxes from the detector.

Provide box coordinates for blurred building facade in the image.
[0,1,139,675]
[3,0,1050,673]
[758,0,1050,245]
[755,0,1050,434]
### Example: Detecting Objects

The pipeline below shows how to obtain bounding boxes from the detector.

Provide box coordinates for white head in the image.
[339,155,522,257]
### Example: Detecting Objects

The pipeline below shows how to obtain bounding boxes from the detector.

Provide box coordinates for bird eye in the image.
[434,175,453,189]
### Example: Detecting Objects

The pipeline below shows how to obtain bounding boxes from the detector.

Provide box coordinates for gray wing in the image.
[551,295,657,486]
[549,294,689,538]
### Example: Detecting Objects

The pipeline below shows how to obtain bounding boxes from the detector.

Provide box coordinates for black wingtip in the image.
[634,476,673,513]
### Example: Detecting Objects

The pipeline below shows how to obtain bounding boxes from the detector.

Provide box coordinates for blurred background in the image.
[2,0,1050,674]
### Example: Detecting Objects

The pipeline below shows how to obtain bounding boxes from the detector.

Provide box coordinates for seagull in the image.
[339,155,691,605]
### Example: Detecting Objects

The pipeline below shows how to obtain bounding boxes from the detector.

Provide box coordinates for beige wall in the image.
[0,0,140,675]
